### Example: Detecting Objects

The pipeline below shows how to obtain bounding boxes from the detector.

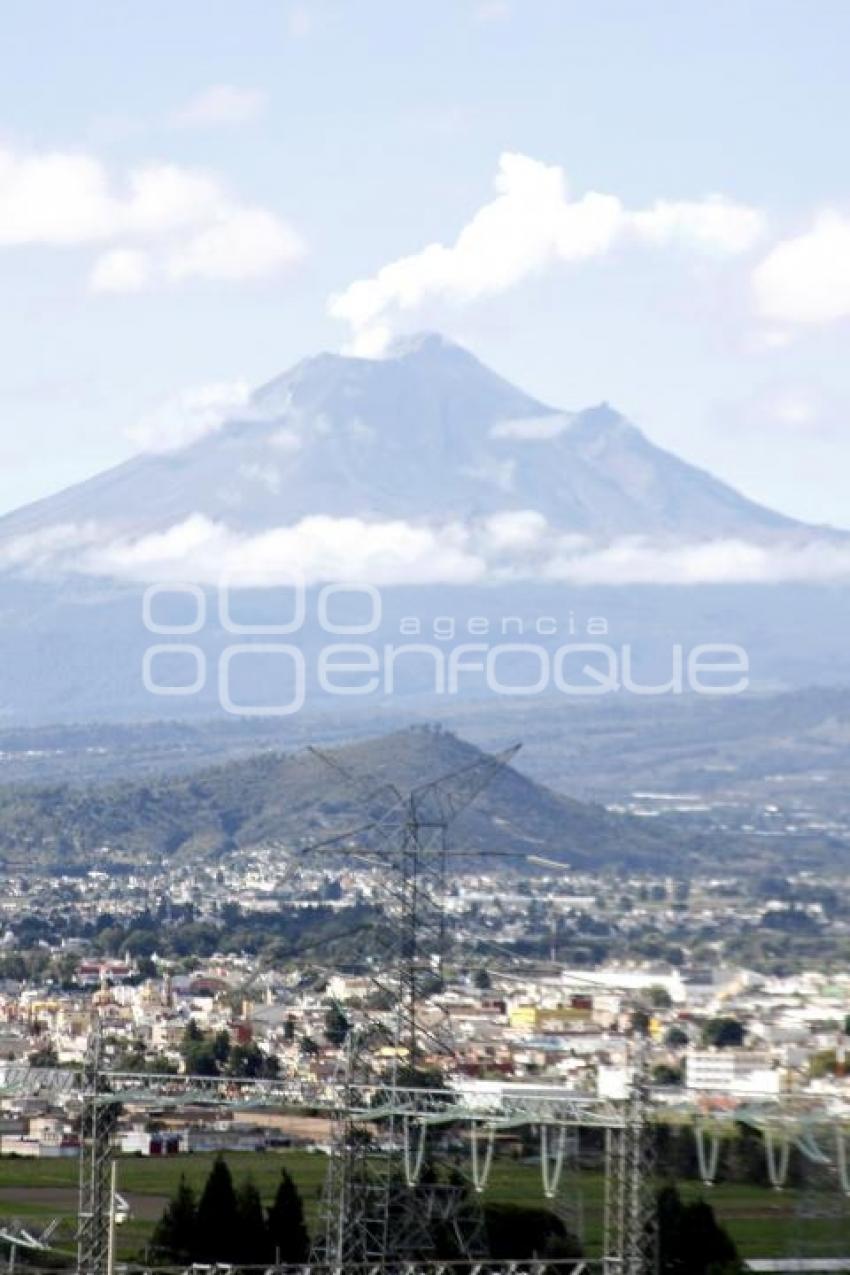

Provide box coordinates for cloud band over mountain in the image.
[1,334,846,587]
[3,511,850,588]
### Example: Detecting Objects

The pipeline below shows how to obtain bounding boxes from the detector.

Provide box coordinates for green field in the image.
[0,1152,844,1263]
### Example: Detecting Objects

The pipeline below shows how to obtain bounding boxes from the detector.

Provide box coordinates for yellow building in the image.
[508,1004,591,1030]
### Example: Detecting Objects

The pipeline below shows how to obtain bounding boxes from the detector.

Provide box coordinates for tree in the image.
[630,1008,652,1037]
[220,901,241,927]
[664,1025,689,1049]
[194,1156,239,1263]
[181,1039,218,1076]
[472,967,491,990]
[180,1020,219,1076]
[28,1042,58,1068]
[123,929,156,958]
[657,1184,686,1273]
[684,1198,742,1272]
[150,1176,197,1264]
[266,1168,310,1263]
[261,1052,281,1078]
[657,1184,743,1274]
[323,1001,350,1047]
[484,1203,581,1260]
[227,1042,264,1077]
[810,1049,838,1078]
[724,1123,769,1186]
[652,1063,683,1087]
[236,1176,268,1265]
[212,1029,231,1066]
[702,1018,745,1049]
[116,1040,147,1072]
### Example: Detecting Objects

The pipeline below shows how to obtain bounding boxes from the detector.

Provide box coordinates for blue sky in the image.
[2,0,850,525]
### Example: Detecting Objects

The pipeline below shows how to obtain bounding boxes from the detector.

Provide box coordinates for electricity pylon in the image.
[306,741,521,1268]
[68,734,661,1274]
[77,1018,118,1275]
[602,1027,658,1275]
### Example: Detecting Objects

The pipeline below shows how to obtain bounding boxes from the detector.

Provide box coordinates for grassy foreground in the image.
[0,1151,843,1262]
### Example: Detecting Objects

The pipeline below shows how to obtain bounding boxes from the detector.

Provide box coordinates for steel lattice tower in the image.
[602,1033,658,1275]
[791,1120,850,1263]
[77,1018,117,1275]
[308,743,519,1269]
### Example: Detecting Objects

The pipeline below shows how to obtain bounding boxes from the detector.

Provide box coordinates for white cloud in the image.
[633,197,764,255]
[542,535,850,586]
[753,212,850,324]
[121,165,223,234]
[0,521,101,570]
[491,413,572,440]
[0,153,218,246]
[76,514,485,586]
[127,381,252,453]
[343,323,393,359]
[174,84,267,128]
[0,143,304,292]
[0,150,115,246]
[329,152,765,352]
[8,507,850,589]
[166,208,303,283]
[90,248,150,293]
[481,509,549,551]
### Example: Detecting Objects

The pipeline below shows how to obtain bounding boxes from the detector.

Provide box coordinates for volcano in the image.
[0,332,813,554]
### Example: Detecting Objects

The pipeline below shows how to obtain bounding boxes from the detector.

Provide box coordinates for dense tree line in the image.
[150,1159,309,1265]
[9,886,850,981]
[0,902,382,983]
[149,1158,741,1271]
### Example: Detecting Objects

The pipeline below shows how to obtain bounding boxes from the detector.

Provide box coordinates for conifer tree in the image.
[195,1156,239,1263]
[150,1175,197,1263]
[266,1167,310,1263]
[236,1176,268,1264]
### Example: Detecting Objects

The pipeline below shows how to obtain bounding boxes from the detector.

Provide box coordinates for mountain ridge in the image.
[0,726,678,871]
[0,335,848,721]
[0,332,830,554]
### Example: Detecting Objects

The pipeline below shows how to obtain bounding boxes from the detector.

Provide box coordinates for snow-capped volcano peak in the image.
[0,332,822,573]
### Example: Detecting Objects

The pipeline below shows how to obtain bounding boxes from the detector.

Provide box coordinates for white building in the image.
[685,1049,782,1095]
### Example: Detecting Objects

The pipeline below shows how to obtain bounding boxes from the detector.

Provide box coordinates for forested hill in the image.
[0,726,676,871]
